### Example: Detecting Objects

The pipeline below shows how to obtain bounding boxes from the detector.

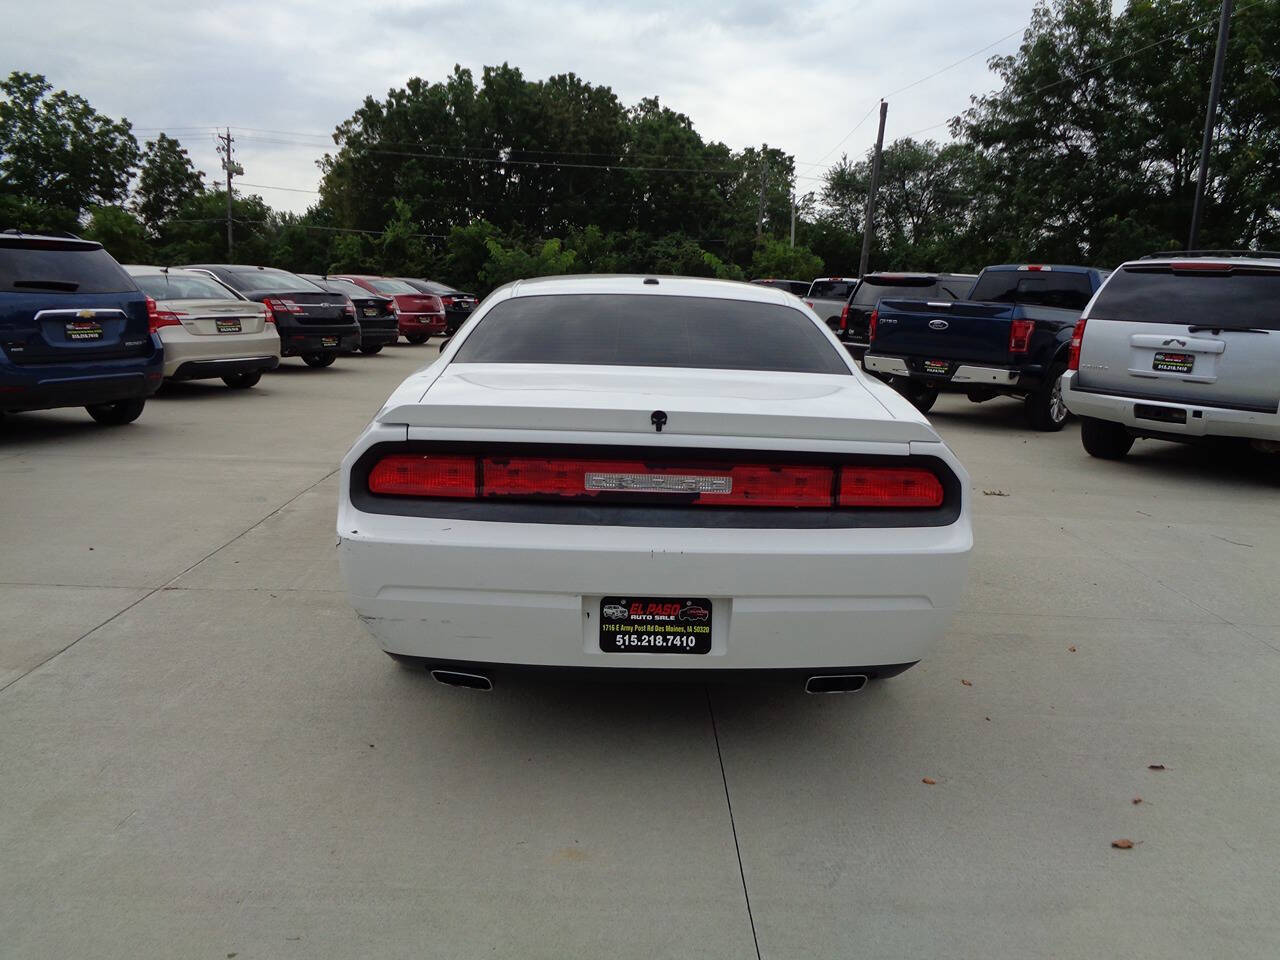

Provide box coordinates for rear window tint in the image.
[368,278,419,295]
[807,280,855,300]
[850,277,940,306]
[453,294,851,375]
[969,271,1094,310]
[133,273,238,301]
[1092,267,1280,329]
[226,268,320,295]
[0,245,135,294]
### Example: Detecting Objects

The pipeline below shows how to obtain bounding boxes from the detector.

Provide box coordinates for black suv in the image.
[183,265,361,367]
[1,232,163,425]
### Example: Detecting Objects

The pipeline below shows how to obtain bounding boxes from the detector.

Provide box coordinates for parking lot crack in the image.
[0,467,340,697]
[705,685,763,960]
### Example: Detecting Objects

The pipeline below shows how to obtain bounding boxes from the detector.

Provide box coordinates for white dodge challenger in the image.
[337,275,972,693]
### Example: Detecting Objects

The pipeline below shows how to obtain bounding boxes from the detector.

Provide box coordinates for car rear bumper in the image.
[160,328,282,378]
[279,331,361,356]
[338,506,971,672]
[865,354,1029,389]
[398,312,447,334]
[357,325,399,346]
[1,369,161,412]
[1062,372,1280,441]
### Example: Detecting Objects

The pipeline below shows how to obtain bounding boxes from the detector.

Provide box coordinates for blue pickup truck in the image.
[862,264,1106,430]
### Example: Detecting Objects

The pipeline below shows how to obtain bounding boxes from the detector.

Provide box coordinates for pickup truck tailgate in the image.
[872,299,1016,365]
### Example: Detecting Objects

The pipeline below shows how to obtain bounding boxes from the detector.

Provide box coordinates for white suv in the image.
[1062,252,1280,459]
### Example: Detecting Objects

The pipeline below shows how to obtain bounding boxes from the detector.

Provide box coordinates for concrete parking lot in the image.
[2,345,1278,960]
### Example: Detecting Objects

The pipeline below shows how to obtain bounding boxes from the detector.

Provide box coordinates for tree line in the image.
[2,0,1276,295]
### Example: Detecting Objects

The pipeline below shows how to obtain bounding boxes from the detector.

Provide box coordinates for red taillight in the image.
[804,300,814,309]
[840,303,849,330]
[440,296,455,307]
[343,302,356,319]
[263,296,302,318]
[868,308,878,342]
[838,468,943,508]
[1068,318,1087,371]
[145,296,183,333]
[261,306,274,325]
[368,455,476,497]
[1009,318,1034,353]
[368,454,945,509]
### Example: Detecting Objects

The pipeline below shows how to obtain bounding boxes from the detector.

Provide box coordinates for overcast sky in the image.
[7,0,1035,214]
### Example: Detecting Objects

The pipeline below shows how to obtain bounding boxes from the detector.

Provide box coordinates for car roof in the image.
[1124,253,1280,269]
[505,274,792,305]
[123,264,215,276]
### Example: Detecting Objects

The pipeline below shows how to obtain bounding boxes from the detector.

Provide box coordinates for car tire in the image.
[85,398,146,425]
[895,379,938,414]
[360,343,384,355]
[302,352,336,368]
[1080,416,1135,460]
[1025,364,1069,431]
[405,333,429,345]
[222,371,262,389]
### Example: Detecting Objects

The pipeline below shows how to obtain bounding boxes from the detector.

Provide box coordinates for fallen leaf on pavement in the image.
[1132,797,1143,805]
[1111,839,1134,850]
[1067,645,1077,652]
[1148,764,1166,771]
[982,489,1009,496]
[961,679,972,686]
[922,777,937,785]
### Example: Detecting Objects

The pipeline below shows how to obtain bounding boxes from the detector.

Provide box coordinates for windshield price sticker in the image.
[599,596,712,654]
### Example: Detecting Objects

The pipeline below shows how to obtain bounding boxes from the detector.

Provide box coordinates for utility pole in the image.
[859,100,888,278]
[216,128,242,259]
[790,194,796,247]
[1188,0,1233,250]
[756,145,769,239]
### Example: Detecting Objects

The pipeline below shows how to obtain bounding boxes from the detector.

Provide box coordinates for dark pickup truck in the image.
[862,264,1105,430]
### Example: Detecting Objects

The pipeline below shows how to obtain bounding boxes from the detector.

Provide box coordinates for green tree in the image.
[0,71,139,218]
[153,190,274,265]
[82,205,150,262]
[134,133,205,234]
[750,237,823,280]
[479,237,576,288]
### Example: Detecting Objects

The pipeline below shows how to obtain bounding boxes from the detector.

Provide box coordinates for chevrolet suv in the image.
[1,232,162,425]
[1062,251,1280,459]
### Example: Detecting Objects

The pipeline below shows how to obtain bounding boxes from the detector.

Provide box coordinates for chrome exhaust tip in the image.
[430,669,493,691]
[804,674,869,695]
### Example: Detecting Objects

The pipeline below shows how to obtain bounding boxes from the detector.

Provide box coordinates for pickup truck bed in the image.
[863,264,1105,430]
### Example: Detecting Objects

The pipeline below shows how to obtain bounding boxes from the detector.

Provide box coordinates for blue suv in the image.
[1,232,163,425]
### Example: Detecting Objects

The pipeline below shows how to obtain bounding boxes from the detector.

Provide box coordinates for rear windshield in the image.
[368,278,419,295]
[226,268,321,295]
[807,280,855,300]
[968,270,1094,310]
[849,276,968,307]
[332,279,377,299]
[1092,267,1280,329]
[133,273,238,301]
[0,245,136,294]
[453,294,851,375]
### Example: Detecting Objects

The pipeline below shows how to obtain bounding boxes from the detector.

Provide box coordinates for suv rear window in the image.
[849,275,972,307]
[453,294,851,375]
[807,280,855,300]
[968,270,1094,310]
[0,244,136,294]
[1092,267,1280,329]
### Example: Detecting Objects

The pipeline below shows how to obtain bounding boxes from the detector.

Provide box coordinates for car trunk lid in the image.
[157,298,268,336]
[383,363,938,445]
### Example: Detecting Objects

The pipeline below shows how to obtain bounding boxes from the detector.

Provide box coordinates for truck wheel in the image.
[405,333,429,345]
[1025,365,1069,431]
[895,379,938,414]
[302,352,336,368]
[222,371,261,389]
[1081,417,1135,460]
[360,343,384,355]
[86,398,146,425]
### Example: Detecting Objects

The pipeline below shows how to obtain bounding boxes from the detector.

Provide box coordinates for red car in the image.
[331,275,445,344]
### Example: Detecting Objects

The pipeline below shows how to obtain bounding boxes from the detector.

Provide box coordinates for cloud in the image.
[6,0,1030,213]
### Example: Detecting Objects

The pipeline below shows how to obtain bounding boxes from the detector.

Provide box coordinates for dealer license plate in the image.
[1153,351,1194,374]
[65,321,102,341]
[923,359,950,376]
[363,307,379,317]
[599,596,712,654]
[321,336,339,347]
[216,319,241,333]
